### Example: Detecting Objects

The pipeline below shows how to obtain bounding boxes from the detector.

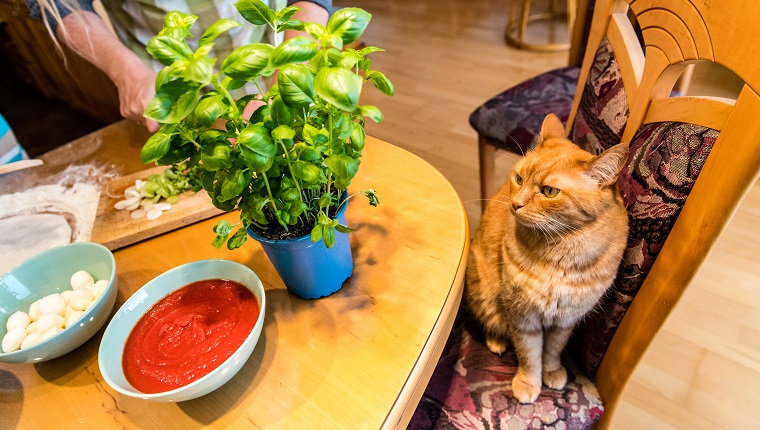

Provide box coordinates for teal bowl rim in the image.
[98,258,266,401]
[0,242,117,362]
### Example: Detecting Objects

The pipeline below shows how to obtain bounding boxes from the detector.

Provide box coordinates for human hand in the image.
[113,64,159,133]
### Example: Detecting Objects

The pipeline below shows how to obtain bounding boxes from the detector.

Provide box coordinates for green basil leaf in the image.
[140,132,173,164]
[237,125,276,171]
[314,67,362,112]
[157,136,194,165]
[339,50,362,70]
[278,64,315,107]
[277,5,300,22]
[221,43,273,80]
[335,224,353,234]
[220,169,252,202]
[186,55,216,84]
[325,154,359,180]
[235,0,275,26]
[323,225,336,248]
[271,96,294,127]
[270,36,318,68]
[201,141,233,171]
[304,22,326,39]
[359,105,383,123]
[193,95,227,128]
[366,70,395,96]
[320,34,343,51]
[326,8,371,44]
[164,11,197,33]
[350,122,366,150]
[199,18,241,46]
[293,161,323,183]
[144,79,201,123]
[227,228,248,250]
[278,19,304,32]
[147,35,193,66]
[310,224,323,243]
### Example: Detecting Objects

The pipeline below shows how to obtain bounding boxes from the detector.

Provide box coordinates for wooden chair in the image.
[409,0,760,428]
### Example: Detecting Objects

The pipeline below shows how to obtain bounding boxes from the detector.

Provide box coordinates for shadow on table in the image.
[0,370,23,429]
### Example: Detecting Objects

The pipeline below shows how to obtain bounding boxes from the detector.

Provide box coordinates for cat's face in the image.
[509,140,604,232]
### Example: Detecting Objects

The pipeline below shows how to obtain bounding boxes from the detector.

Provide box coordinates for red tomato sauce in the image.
[122,279,259,394]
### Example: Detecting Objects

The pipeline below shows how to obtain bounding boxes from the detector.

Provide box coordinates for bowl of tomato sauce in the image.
[98,259,265,402]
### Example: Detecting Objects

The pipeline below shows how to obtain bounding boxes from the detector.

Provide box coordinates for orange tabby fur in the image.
[466,114,630,403]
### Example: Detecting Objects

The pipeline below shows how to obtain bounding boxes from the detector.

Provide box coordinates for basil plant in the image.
[139,0,393,249]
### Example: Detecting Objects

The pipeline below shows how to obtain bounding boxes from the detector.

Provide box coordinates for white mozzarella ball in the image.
[70,270,95,290]
[69,289,93,311]
[2,327,26,352]
[28,299,42,321]
[25,321,38,334]
[39,327,63,342]
[85,300,96,312]
[90,280,109,300]
[39,293,66,316]
[65,310,85,328]
[61,290,72,304]
[36,313,65,334]
[6,311,31,332]
[20,332,41,349]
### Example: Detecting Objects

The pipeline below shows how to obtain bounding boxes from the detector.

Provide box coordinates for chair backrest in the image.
[559,0,760,425]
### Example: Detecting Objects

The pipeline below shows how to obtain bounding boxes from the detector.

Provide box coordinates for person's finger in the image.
[145,119,160,133]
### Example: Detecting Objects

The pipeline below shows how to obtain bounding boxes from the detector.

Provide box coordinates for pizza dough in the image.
[0,214,72,275]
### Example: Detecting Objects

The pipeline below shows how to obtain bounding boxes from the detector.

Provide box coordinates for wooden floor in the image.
[4,0,758,427]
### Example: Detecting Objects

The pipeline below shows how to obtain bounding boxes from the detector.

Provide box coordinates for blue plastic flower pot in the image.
[246,202,353,299]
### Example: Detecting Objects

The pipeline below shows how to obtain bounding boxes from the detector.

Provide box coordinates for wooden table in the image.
[0,120,469,429]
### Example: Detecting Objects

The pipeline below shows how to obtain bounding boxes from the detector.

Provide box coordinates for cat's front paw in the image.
[485,335,507,355]
[512,369,541,403]
[542,366,567,390]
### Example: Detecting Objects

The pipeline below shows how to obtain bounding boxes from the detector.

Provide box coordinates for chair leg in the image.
[478,134,497,212]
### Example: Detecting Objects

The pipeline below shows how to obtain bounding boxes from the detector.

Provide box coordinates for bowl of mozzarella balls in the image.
[0,242,117,363]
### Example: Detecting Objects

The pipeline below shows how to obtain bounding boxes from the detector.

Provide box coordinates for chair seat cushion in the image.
[409,317,604,430]
[468,67,580,154]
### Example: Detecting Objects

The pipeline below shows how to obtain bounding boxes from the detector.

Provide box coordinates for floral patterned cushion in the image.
[468,67,580,154]
[572,121,719,377]
[569,37,629,155]
[408,316,604,430]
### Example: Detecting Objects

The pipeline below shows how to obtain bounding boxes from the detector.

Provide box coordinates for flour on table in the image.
[0,164,114,275]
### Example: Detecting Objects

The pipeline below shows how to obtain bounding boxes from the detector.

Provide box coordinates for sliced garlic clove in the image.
[130,209,146,219]
[146,209,163,221]
[124,188,140,200]
[2,327,26,352]
[154,202,172,211]
[114,197,138,210]
[125,199,141,211]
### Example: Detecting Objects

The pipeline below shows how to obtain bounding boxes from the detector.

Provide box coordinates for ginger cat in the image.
[466,114,629,403]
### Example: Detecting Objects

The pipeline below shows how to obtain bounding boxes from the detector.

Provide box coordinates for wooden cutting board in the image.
[91,166,224,250]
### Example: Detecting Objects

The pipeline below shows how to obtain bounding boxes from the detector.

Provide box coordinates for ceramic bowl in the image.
[98,259,266,402]
[0,242,118,363]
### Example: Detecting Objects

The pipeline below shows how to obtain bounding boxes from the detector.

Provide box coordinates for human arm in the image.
[54,11,159,132]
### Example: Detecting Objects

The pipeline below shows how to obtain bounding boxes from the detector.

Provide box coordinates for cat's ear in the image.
[537,114,566,147]
[585,143,629,186]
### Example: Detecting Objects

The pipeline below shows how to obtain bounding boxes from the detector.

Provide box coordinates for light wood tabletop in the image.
[0,120,469,429]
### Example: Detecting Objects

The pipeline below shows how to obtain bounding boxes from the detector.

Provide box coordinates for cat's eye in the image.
[515,174,523,185]
[541,186,560,198]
